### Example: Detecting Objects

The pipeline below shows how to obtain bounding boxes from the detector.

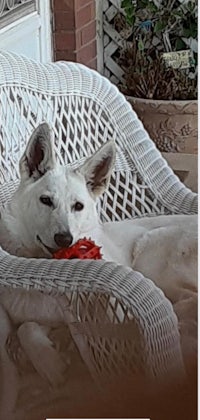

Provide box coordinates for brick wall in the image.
[51,0,97,69]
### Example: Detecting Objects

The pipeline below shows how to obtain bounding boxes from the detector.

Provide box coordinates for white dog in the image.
[0,123,197,390]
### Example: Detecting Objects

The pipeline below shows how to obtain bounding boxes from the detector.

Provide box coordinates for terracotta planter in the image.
[127,96,198,154]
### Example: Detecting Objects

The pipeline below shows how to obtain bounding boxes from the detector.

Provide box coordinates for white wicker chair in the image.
[0,50,197,420]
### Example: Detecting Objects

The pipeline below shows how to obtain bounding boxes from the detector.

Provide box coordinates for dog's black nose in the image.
[54,232,73,248]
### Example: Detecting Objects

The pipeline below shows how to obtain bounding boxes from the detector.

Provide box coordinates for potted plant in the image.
[116,0,197,156]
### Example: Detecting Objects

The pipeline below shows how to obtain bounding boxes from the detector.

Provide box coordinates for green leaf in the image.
[127,14,134,26]
[154,21,166,33]
[121,0,135,26]
[171,10,182,18]
[187,1,195,12]
[137,0,149,9]
[121,0,132,8]
[189,22,197,38]
[175,38,186,51]
[126,4,134,13]
[182,24,197,38]
[148,3,158,12]
[138,38,145,50]
[182,28,190,37]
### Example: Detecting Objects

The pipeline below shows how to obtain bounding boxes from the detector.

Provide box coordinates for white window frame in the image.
[0,0,52,62]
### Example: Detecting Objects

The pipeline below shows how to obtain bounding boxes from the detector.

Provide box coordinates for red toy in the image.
[53,238,102,260]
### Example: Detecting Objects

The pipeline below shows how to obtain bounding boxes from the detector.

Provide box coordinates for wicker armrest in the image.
[0,248,184,381]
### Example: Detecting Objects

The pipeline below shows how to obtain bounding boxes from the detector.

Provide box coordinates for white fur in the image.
[0,123,197,398]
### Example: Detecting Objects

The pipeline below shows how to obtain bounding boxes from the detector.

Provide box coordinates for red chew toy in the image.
[53,238,102,260]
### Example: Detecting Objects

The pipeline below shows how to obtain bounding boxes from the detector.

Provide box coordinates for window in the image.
[0,0,37,28]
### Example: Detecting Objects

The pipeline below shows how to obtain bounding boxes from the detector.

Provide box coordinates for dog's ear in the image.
[19,123,56,181]
[78,141,116,197]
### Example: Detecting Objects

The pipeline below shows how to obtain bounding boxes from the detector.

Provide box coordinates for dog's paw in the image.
[34,344,68,387]
[49,325,73,365]
[17,322,68,387]
[6,330,29,369]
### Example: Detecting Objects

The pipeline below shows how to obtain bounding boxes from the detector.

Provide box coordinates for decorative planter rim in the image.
[126,95,198,116]
[126,94,197,154]
[126,95,197,106]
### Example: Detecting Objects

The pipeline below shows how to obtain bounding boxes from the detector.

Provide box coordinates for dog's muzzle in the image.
[36,235,58,256]
[54,232,73,248]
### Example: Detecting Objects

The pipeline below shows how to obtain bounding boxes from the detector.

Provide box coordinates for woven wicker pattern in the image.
[0,50,195,417]
[0,51,197,217]
[0,251,183,381]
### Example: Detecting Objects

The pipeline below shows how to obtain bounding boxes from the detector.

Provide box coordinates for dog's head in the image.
[14,123,116,257]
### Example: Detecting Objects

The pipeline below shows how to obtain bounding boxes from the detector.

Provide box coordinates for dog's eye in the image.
[40,195,53,207]
[74,202,84,211]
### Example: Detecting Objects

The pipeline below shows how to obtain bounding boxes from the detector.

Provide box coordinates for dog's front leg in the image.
[16,322,67,387]
[0,289,70,387]
[0,304,19,420]
[0,288,66,325]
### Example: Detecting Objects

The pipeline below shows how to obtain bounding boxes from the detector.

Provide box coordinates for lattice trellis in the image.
[96,1,198,193]
[101,0,133,85]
